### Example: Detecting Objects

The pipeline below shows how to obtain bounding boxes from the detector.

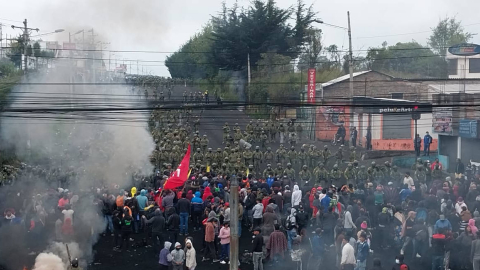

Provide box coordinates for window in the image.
[469,58,480,73]
[382,114,411,139]
[391,93,404,99]
[448,59,458,75]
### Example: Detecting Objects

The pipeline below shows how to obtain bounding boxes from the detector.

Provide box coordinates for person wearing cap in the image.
[171,242,185,270]
[223,202,230,224]
[252,227,264,270]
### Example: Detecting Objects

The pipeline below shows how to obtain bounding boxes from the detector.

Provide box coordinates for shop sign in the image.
[459,119,478,138]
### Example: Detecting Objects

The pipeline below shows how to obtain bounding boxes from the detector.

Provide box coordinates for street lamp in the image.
[30,29,64,38]
[314,12,353,98]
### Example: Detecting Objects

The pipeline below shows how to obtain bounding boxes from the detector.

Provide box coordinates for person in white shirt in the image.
[341,238,356,270]
[344,205,356,233]
[62,205,74,224]
[455,197,467,215]
[403,172,414,189]
[251,199,264,230]
[292,185,302,206]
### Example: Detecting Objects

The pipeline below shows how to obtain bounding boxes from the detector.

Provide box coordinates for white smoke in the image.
[32,253,65,270]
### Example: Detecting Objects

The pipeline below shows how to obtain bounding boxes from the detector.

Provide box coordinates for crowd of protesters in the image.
[4,105,480,270]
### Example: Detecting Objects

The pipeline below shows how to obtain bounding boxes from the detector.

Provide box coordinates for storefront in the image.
[314,97,437,151]
[438,119,480,171]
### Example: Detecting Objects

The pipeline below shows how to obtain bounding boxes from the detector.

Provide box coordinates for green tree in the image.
[33,42,41,57]
[211,0,315,71]
[428,17,472,55]
[366,41,446,77]
[325,44,341,68]
[6,36,25,68]
[297,28,322,71]
[165,24,217,79]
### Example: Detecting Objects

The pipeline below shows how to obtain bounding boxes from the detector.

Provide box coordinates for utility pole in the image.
[0,23,3,60]
[229,176,239,270]
[347,11,353,98]
[23,19,28,71]
[247,53,251,87]
[11,19,39,72]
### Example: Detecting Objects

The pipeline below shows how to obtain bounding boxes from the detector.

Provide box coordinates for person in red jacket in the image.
[262,192,272,213]
[202,186,212,201]
[431,158,443,171]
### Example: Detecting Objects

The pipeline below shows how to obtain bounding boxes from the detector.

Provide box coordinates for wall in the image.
[446,53,480,79]
[322,71,429,101]
[370,113,438,151]
[315,105,351,141]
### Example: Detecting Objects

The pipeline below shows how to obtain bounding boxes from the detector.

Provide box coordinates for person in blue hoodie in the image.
[191,191,204,231]
[321,193,331,213]
[434,214,452,233]
[137,189,148,213]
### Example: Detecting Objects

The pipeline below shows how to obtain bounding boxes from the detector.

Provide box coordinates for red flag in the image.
[163,145,191,190]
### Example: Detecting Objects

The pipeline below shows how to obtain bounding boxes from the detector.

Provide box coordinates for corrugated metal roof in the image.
[321,70,371,88]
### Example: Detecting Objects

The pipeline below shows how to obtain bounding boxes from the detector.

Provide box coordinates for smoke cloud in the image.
[0,60,154,269]
[32,253,64,270]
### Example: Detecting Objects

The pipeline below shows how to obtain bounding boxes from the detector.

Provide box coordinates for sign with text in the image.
[307,68,316,103]
[448,43,480,56]
[432,108,453,135]
[459,119,478,138]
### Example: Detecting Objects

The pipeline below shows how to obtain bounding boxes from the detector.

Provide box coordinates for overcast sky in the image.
[2,0,480,76]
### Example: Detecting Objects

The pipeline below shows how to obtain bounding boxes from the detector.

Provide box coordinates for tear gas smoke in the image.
[0,60,155,269]
[32,253,64,270]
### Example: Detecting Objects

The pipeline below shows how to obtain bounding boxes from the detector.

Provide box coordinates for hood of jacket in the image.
[140,189,147,196]
[167,207,176,215]
[293,185,299,192]
[164,241,172,249]
[195,191,201,198]
[204,186,211,194]
[266,205,274,213]
[290,208,297,216]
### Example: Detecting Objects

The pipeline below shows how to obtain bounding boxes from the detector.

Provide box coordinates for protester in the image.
[340,236,355,270]
[177,192,191,236]
[218,222,230,264]
[252,227,264,270]
[159,241,173,270]
[202,217,218,262]
[266,224,288,263]
[185,239,197,270]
